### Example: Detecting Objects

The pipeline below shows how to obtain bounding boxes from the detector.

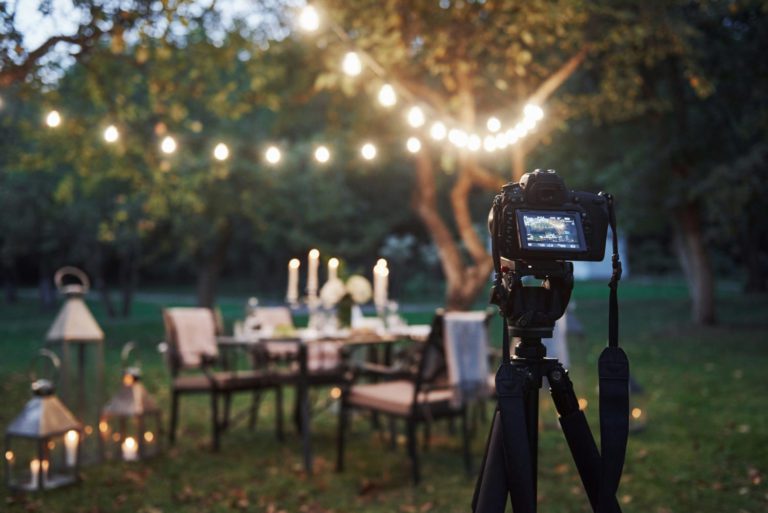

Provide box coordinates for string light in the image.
[213,142,230,161]
[342,52,362,76]
[448,128,468,148]
[406,136,422,153]
[265,145,282,164]
[523,103,544,121]
[430,121,447,141]
[407,106,425,128]
[467,134,481,152]
[377,83,397,107]
[486,117,501,133]
[360,142,377,160]
[103,125,119,143]
[298,5,320,32]
[483,135,497,153]
[160,135,177,154]
[314,145,331,163]
[45,110,61,128]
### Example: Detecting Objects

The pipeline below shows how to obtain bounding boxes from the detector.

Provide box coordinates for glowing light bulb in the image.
[378,84,397,107]
[314,145,330,163]
[46,110,61,128]
[430,121,447,141]
[522,116,537,131]
[506,128,519,145]
[360,142,377,160]
[265,145,281,164]
[486,116,501,133]
[406,136,422,154]
[631,408,643,419]
[298,5,320,32]
[103,125,119,143]
[448,128,468,148]
[467,134,481,152]
[523,103,544,121]
[160,135,177,154]
[483,135,497,152]
[342,52,362,76]
[495,132,509,149]
[407,106,425,128]
[213,142,229,161]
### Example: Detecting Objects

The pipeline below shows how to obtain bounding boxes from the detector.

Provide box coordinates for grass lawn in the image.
[1,279,767,512]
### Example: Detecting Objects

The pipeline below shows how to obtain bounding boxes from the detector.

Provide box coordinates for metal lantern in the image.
[45,267,105,428]
[99,344,162,462]
[4,351,83,491]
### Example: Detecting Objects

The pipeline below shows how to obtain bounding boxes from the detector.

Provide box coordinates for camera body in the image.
[490,169,609,266]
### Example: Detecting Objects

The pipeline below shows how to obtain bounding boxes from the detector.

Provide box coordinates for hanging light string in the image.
[37,4,546,164]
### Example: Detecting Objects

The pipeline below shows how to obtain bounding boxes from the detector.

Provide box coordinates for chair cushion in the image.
[173,370,275,392]
[347,380,456,417]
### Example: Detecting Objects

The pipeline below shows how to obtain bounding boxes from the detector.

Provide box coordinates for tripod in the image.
[472,259,629,513]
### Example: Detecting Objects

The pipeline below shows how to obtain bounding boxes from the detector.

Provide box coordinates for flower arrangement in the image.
[319,275,372,327]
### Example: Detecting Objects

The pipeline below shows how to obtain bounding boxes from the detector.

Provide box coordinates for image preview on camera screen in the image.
[517,211,586,251]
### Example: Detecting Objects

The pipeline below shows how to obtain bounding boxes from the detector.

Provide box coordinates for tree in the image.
[288,0,592,309]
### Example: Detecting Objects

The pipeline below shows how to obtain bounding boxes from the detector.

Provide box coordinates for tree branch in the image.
[527,45,590,106]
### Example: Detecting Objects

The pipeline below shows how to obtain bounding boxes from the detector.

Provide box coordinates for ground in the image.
[1,279,766,512]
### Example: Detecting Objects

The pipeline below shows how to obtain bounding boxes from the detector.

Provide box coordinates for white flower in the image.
[346,275,372,304]
[320,279,347,307]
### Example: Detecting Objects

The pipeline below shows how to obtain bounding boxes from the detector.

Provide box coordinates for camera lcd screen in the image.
[516,210,587,252]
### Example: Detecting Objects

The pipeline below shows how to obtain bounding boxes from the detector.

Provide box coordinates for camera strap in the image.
[597,193,629,513]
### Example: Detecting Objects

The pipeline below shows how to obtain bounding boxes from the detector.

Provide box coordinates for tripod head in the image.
[490,257,574,355]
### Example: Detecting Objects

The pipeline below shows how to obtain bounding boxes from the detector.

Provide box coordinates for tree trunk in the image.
[87,247,116,318]
[38,260,56,310]
[672,203,716,325]
[196,222,233,308]
[3,262,18,304]
[119,244,140,317]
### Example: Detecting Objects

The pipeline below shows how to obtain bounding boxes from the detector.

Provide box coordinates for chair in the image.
[336,310,491,484]
[162,307,283,450]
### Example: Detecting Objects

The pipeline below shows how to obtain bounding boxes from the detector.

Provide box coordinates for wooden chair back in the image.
[163,307,220,375]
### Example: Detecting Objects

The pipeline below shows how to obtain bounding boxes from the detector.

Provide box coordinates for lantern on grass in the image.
[5,350,83,491]
[99,343,162,462]
[45,267,105,425]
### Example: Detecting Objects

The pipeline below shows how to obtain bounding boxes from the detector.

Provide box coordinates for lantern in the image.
[45,267,105,429]
[99,344,162,461]
[4,351,83,491]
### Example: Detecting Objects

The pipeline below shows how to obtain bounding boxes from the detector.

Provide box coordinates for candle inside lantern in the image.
[287,258,300,304]
[64,430,79,467]
[328,257,339,282]
[122,437,139,461]
[41,459,49,484]
[307,249,320,299]
[29,458,40,489]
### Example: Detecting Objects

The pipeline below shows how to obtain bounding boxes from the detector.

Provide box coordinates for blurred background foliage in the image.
[0,0,766,320]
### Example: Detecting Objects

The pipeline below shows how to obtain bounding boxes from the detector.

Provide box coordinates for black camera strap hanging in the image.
[597,193,629,513]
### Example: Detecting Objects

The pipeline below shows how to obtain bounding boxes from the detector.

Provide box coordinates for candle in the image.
[122,437,138,461]
[29,459,40,489]
[287,258,300,304]
[41,459,49,484]
[328,257,339,282]
[64,430,78,467]
[307,249,320,299]
[374,264,389,308]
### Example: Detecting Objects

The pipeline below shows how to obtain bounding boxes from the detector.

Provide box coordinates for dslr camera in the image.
[489,169,610,267]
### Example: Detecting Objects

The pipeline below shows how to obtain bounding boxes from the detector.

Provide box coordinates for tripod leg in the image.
[548,364,621,513]
[471,410,509,513]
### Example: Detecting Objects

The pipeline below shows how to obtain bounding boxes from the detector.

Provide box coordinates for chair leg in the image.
[388,416,398,451]
[275,386,285,442]
[169,390,180,445]
[249,391,262,431]
[461,408,472,475]
[406,419,421,485]
[211,391,221,451]
[336,400,348,472]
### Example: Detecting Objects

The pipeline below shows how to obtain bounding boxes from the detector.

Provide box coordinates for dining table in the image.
[216,323,432,474]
